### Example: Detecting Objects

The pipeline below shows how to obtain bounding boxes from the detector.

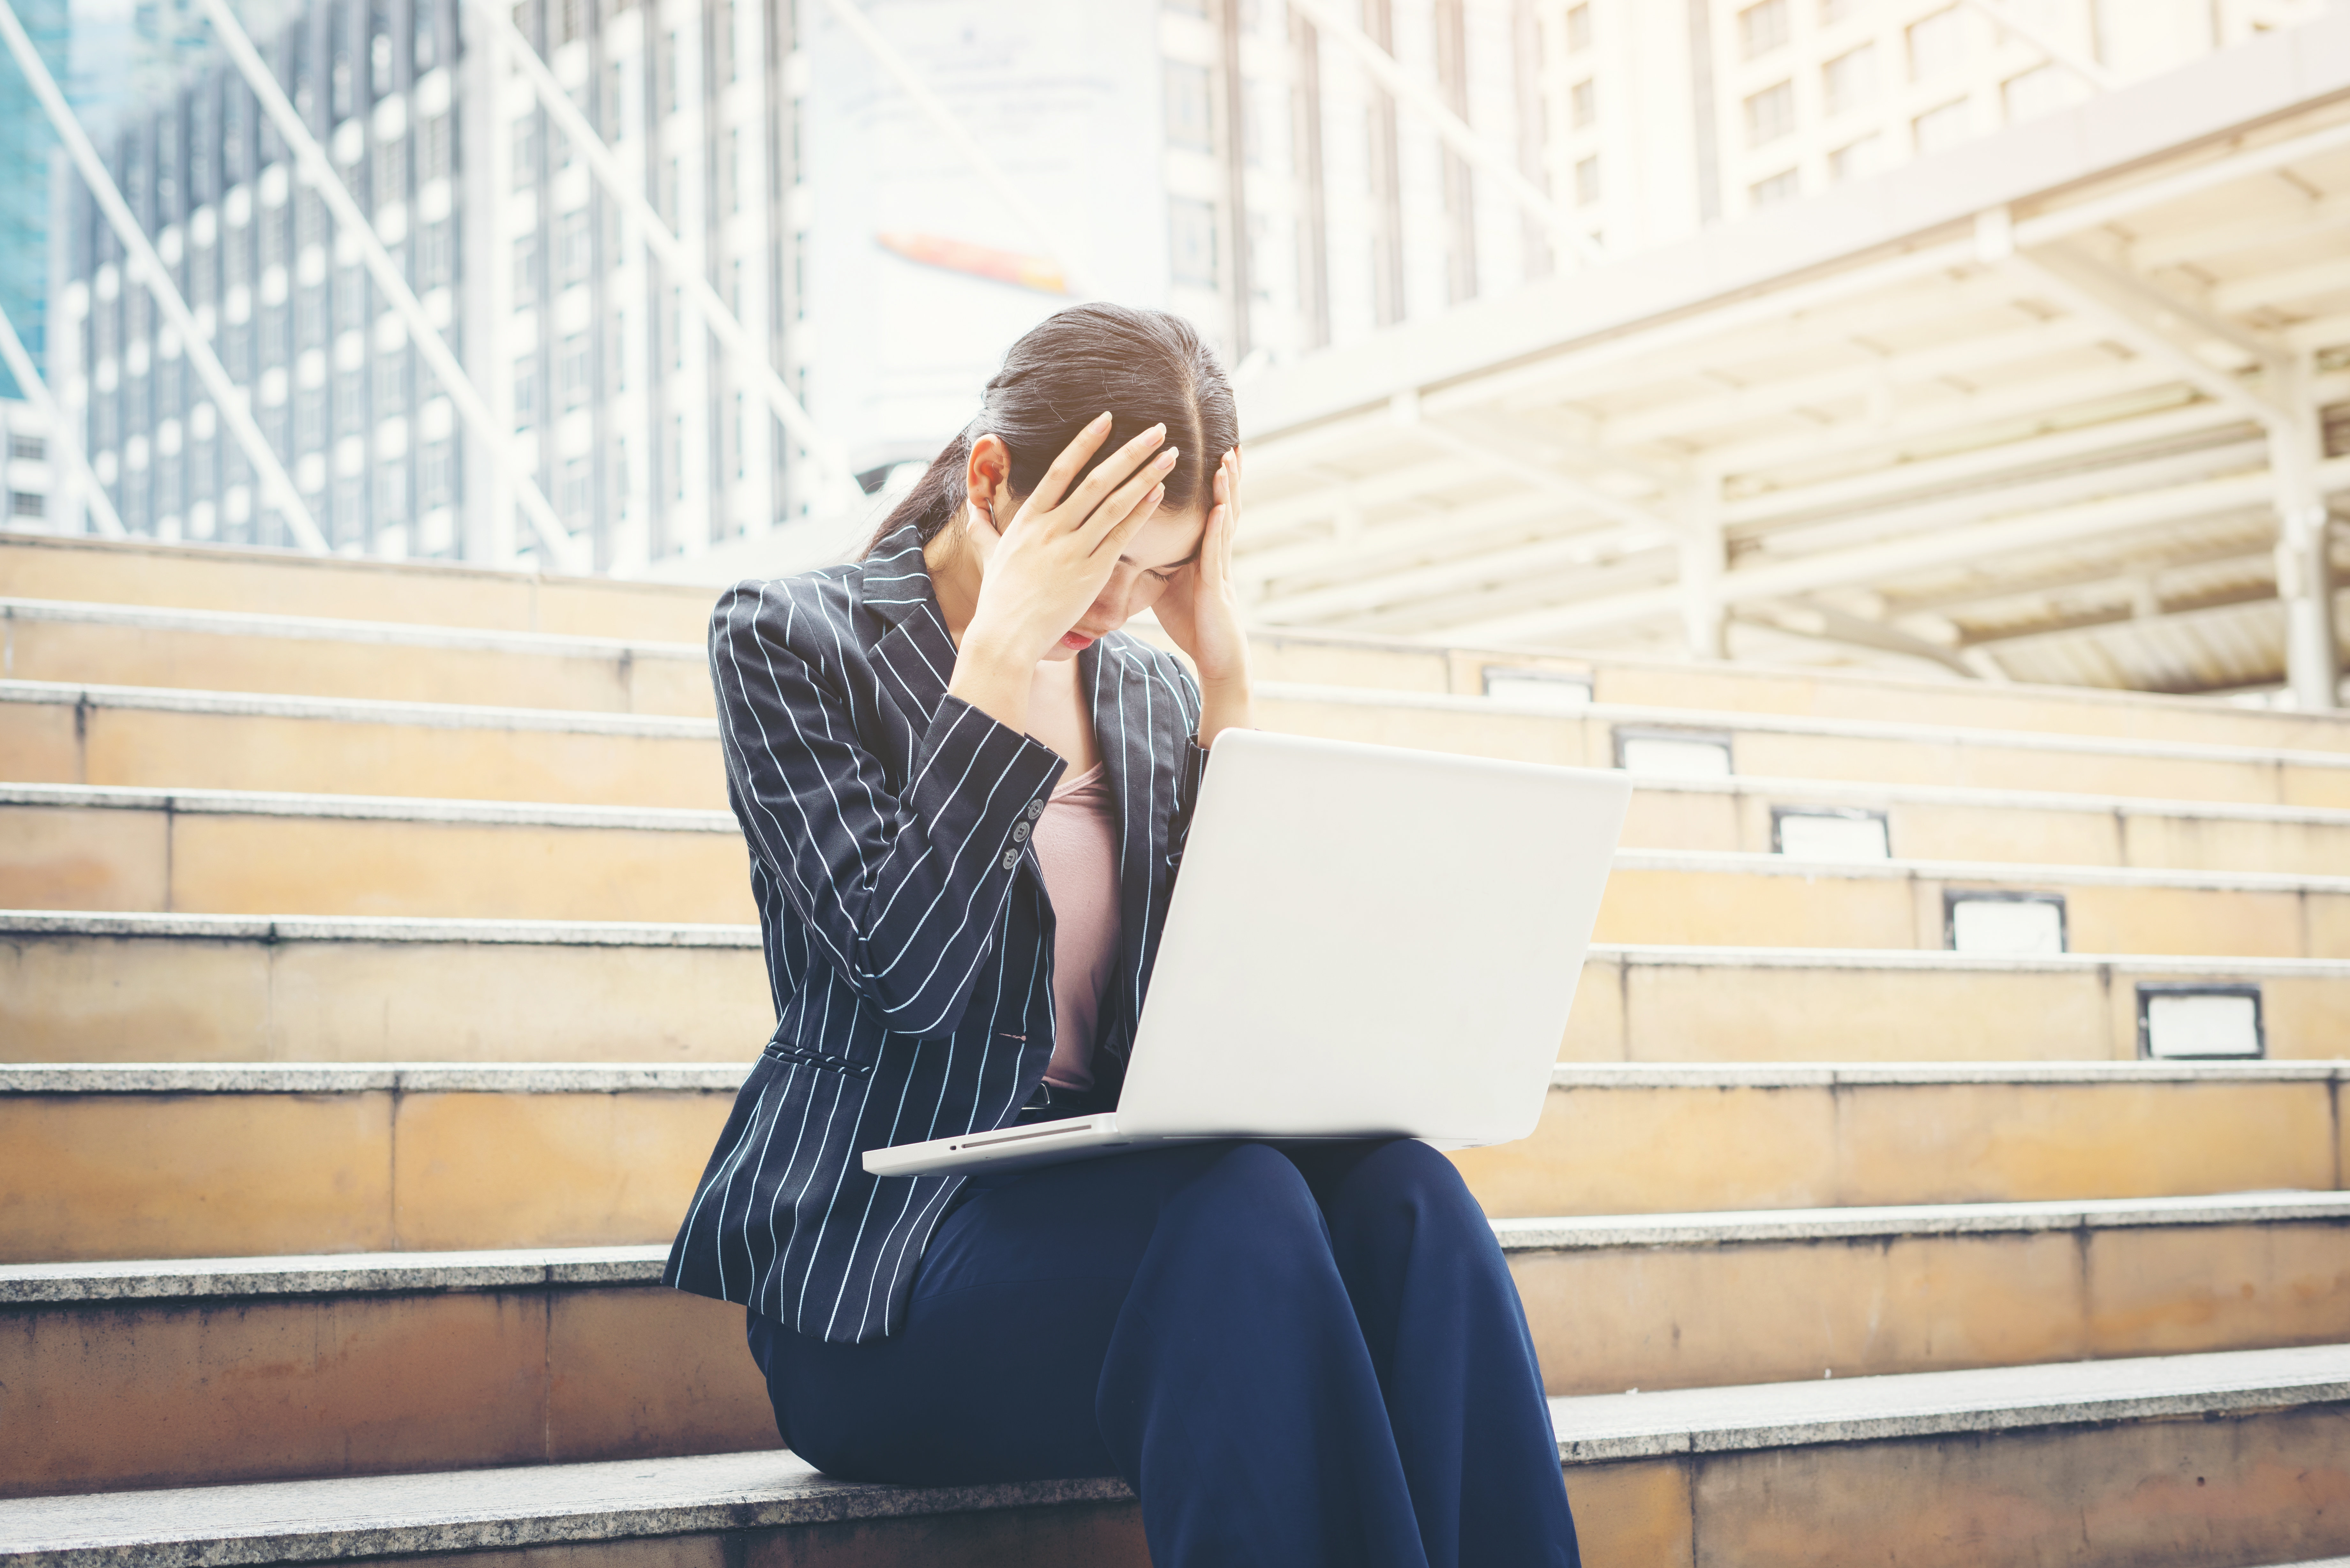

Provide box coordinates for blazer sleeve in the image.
[709,581,1066,1036]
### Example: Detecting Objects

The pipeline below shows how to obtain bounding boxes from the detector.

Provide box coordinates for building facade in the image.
[32,0,2302,574]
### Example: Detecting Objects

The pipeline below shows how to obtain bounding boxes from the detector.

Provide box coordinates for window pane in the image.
[1169,196,1217,286]
[1165,62,1212,152]
[1744,81,1794,146]
[1750,168,1799,207]
[1822,44,1876,115]
[1908,8,1966,80]
[1738,0,1788,59]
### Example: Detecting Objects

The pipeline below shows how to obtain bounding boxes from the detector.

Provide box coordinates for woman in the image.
[664,304,1580,1567]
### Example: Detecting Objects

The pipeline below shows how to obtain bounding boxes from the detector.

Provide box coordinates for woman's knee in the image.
[1168,1141,1331,1262]
[1348,1138,1481,1217]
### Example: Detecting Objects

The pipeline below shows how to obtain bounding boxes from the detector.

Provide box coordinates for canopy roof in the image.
[1233,12,2350,700]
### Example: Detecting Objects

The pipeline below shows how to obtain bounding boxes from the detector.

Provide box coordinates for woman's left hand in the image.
[1154,448,1251,692]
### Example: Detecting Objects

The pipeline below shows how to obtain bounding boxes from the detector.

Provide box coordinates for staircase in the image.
[2,529,2347,1566]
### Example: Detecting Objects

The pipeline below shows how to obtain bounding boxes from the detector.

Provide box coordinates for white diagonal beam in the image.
[1956,0,2118,92]
[469,0,859,508]
[1284,0,1601,268]
[1390,387,1675,532]
[0,0,323,550]
[0,300,125,537]
[198,0,584,571]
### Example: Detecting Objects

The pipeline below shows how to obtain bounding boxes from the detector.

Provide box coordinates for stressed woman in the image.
[663,304,1581,1567]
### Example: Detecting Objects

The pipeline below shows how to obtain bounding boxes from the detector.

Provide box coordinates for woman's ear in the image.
[964,433,1012,527]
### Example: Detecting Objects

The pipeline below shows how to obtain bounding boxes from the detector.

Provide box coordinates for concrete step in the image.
[9,911,2347,1063]
[14,677,2350,815]
[15,782,2350,954]
[1,785,753,923]
[1,597,713,717]
[3,1194,2343,1498]
[1629,770,2350,873]
[2,1061,2339,1263]
[1259,682,2350,809]
[1230,622,2350,756]
[0,532,716,642]
[0,680,723,808]
[4,1343,2347,1567]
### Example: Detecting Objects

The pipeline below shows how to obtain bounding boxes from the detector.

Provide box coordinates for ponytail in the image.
[860,425,975,558]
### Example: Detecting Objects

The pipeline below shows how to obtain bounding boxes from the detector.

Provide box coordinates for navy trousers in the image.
[746,1139,1580,1568]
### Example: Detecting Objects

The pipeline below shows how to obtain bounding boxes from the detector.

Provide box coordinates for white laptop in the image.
[863,727,1630,1179]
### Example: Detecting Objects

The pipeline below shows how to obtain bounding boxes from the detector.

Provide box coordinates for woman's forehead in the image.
[1122,506,1209,570]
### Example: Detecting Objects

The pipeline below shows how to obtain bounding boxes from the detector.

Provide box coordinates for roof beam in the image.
[1734,599,1990,679]
[1398,392,1677,534]
[1428,468,2291,645]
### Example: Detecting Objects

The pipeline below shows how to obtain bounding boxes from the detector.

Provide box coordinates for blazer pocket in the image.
[760,1041,876,1079]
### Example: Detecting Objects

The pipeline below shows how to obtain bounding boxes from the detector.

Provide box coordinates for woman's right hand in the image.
[959,413,1177,667]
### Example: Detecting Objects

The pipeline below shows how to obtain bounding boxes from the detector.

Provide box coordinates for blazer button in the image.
[1026,798,1045,820]
[1012,820,1032,843]
[1001,850,1019,871]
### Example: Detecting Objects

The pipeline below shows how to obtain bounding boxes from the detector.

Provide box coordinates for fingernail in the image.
[1158,447,1180,466]
[1092,412,1112,431]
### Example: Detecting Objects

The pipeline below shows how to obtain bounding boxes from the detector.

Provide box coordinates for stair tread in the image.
[19,776,2350,889]
[0,595,706,660]
[9,1190,2341,1302]
[16,673,2350,770]
[3,1344,2346,1562]
[7,1058,2344,1095]
[20,770,2350,829]
[12,908,2350,973]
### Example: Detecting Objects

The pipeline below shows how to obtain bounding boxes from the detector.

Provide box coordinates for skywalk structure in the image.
[1233,9,2350,707]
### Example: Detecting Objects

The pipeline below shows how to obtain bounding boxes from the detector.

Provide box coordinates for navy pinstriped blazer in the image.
[662,524,1210,1345]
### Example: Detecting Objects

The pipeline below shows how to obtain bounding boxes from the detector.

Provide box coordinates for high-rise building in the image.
[0,0,70,403]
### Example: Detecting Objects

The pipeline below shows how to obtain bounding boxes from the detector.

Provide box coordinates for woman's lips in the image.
[1060,630,1098,650]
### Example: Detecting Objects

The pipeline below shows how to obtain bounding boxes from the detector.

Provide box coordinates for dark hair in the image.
[860,303,1237,558]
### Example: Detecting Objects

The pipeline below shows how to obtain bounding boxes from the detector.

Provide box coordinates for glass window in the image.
[514,236,539,305]
[1575,155,1600,206]
[1750,168,1800,207]
[1908,8,1966,81]
[1818,0,1854,22]
[1168,197,1217,287]
[375,351,406,411]
[1738,0,1789,58]
[8,434,44,460]
[10,490,45,516]
[559,209,592,284]
[1570,79,1596,129]
[421,219,453,286]
[421,437,454,506]
[560,456,591,522]
[1165,62,1212,152]
[296,386,326,449]
[337,368,368,433]
[1744,80,1795,146]
[512,118,538,188]
[1822,44,1876,115]
[1913,98,1971,153]
[559,332,591,409]
[1829,134,1881,181]
[1565,3,1591,51]
[513,355,538,428]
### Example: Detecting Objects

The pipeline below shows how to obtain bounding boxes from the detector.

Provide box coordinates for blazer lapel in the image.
[858,527,957,733]
[1084,634,1189,1079]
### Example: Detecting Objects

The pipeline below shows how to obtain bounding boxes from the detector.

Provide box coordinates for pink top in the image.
[1033,760,1122,1093]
